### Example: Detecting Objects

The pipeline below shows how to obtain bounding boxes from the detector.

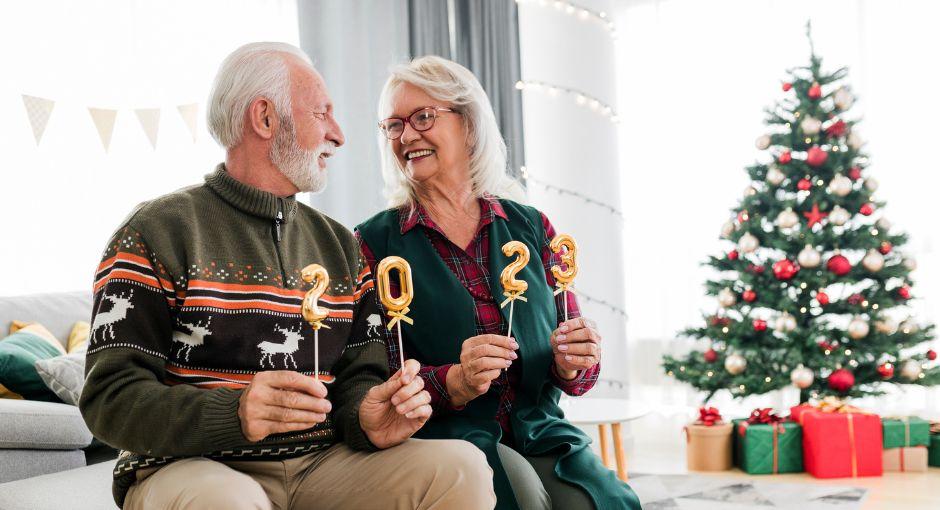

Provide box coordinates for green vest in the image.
[357,199,640,510]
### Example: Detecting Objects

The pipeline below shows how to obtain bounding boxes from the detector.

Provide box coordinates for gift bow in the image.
[814,396,869,414]
[738,408,786,474]
[697,406,723,426]
[500,290,528,308]
[930,421,940,434]
[385,307,414,330]
[553,281,576,296]
[748,407,783,425]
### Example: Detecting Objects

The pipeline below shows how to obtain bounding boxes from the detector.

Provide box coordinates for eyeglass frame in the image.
[378,106,457,140]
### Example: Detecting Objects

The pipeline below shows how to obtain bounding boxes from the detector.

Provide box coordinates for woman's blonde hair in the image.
[376,56,525,208]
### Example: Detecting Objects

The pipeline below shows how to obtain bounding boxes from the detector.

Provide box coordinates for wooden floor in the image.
[628,442,940,509]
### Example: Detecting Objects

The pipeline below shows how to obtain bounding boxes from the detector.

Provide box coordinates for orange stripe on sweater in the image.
[94,269,161,293]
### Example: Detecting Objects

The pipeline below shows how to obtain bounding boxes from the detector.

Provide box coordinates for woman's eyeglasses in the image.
[378,106,456,140]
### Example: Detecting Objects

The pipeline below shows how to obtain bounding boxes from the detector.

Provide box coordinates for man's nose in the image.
[328,117,345,147]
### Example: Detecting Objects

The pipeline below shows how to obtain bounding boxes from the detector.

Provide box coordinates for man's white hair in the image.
[377,56,524,208]
[207,42,314,149]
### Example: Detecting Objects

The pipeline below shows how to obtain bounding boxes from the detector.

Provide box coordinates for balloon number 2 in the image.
[301,264,331,380]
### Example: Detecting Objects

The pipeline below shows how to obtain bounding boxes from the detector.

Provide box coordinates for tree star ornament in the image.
[301,264,331,380]
[500,241,530,344]
[803,203,828,228]
[549,234,578,321]
[377,256,415,370]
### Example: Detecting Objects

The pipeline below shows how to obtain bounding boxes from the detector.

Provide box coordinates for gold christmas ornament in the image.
[848,316,870,340]
[903,256,917,271]
[797,244,822,268]
[775,313,798,333]
[721,220,736,239]
[834,87,854,110]
[790,366,814,389]
[718,287,737,308]
[738,232,760,253]
[862,249,885,272]
[848,131,864,150]
[829,206,850,226]
[755,134,772,150]
[876,217,892,231]
[900,359,923,381]
[828,174,852,197]
[776,208,799,229]
[725,354,747,375]
[766,166,785,186]
[800,117,822,135]
[874,317,898,335]
[864,177,879,192]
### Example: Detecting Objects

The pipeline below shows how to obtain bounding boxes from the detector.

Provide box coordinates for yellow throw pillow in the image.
[8,320,31,334]
[0,382,24,399]
[14,323,66,356]
[67,321,90,353]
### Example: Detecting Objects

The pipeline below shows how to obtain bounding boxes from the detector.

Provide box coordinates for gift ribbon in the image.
[847,413,858,478]
[738,408,785,474]
[697,406,723,426]
[500,290,528,308]
[553,281,576,296]
[384,308,414,330]
[899,447,906,472]
[884,415,912,446]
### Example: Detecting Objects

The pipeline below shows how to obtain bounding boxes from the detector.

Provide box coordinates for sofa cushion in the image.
[0,329,66,401]
[0,448,86,484]
[0,459,115,509]
[0,399,92,450]
[0,292,93,349]
[34,345,87,405]
[67,321,91,353]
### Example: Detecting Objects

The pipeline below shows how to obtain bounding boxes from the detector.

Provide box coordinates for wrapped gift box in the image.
[929,423,940,467]
[882,446,928,472]
[732,417,802,474]
[882,416,930,449]
[685,407,733,471]
[791,403,882,478]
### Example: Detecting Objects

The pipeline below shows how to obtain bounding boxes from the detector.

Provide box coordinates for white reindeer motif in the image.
[91,289,135,343]
[172,317,212,362]
[366,314,382,338]
[258,324,304,369]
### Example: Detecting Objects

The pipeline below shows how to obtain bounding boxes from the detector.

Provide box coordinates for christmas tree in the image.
[663,25,938,403]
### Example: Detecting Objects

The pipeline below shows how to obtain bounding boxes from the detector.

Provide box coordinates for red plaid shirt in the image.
[356,196,599,441]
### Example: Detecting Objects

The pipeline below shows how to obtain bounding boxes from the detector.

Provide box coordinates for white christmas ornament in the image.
[797,245,822,268]
[800,117,822,135]
[718,287,737,308]
[766,166,785,186]
[865,177,879,192]
[900,360,923,381]
[790,366,814,389]
[903,257,917,271]
[848,317,870,340]
[738,232,760,253]
[776,208,799,229]
[775,313,797,333]
[862,249,885,272]
[848,132,864,149]
[874,318,898,335]
[721,220,735,239]
[877,217,892,230]
[725,354,747,375]
[834,87,854,110]
[829,206,850,226]
[755,135,772,150]
[828,174,852,197]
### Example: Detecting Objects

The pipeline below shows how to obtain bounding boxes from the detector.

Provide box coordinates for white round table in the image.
[558,397,650,481]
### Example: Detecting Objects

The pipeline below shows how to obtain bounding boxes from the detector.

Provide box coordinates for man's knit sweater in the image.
[78,165,388,506]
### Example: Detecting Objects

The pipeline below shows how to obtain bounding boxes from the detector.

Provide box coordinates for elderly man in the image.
[79,42,495,510]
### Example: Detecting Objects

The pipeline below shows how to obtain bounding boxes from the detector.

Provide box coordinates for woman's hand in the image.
[551,317,601,380]
[446,334,518,407]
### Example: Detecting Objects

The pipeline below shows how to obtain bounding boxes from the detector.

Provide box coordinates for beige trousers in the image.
[124,439,495,510]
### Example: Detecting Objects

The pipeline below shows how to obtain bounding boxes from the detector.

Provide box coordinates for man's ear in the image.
[247,97,276,140]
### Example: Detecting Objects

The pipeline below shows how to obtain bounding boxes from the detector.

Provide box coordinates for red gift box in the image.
[791,403,883,478]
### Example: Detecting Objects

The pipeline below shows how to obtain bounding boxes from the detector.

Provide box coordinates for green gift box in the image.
[732,419,803,474]
[881,417,930,449]
[929,433,940,467]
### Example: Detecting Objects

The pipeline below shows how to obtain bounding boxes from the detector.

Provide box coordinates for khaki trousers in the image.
[124,439,495,510]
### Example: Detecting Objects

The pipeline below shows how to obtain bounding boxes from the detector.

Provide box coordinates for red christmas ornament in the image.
[797,178,812,191]
[827,254,852,276]
[753,319,768,332]
[808,82,822,100]
[860,203,874,216]
[743,289,758,303]
[817,291,830,306]
[878,241,892,255]
[710,315,731,327]
[737,210,750,223]
[747,264,766,274]
[772,259,799,280]
[847,293,865,305]
[848,167,862,180]
[782,82,793,92]
[704,349,718,363]
[818,339,834,351]
[927,350,937,361]
[825,119,847,138]
[898,286,911,300]
[806,146,829,167]
[803,203,829,228]
[827,368,855,392]
[728,250,739,261]
[778,151,792,165]
[877,363,895,379]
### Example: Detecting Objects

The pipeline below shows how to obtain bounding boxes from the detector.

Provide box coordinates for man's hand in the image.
[358,359,432,449]
[551,317,601,380]
[237,371,331,442]
[446,334,517,407]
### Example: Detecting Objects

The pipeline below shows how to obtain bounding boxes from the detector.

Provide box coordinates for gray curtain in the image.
[408,0,526,177]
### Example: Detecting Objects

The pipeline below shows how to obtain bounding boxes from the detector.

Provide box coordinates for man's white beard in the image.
[270,118,335,193]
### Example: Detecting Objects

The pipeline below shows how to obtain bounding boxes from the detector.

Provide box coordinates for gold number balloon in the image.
[500,241,530,295]
[549,234,578,286]
[377,256,414,318]
[301,264,330,330]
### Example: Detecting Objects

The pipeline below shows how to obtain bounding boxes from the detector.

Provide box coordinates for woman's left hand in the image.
[550,317,601,379]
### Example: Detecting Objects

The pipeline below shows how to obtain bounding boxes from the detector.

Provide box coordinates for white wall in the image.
[0,0,300,296]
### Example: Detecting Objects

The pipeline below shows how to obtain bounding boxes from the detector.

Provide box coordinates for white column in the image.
[517,0,626,397]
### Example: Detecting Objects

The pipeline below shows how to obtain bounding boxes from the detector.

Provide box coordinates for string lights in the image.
[520,166,624,219]
[515,80,619,123]
[515,0,617,38]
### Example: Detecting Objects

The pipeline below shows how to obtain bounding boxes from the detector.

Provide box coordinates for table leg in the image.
[598,423,611,468]
[612,422,627,482]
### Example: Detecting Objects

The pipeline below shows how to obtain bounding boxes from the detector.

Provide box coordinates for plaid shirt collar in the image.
[399,194,508,235]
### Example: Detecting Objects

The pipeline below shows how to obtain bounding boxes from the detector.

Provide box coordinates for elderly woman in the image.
[355,56,640,510]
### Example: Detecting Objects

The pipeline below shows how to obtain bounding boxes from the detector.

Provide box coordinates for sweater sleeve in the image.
[79,225,247,457]
[328,253,390,451]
